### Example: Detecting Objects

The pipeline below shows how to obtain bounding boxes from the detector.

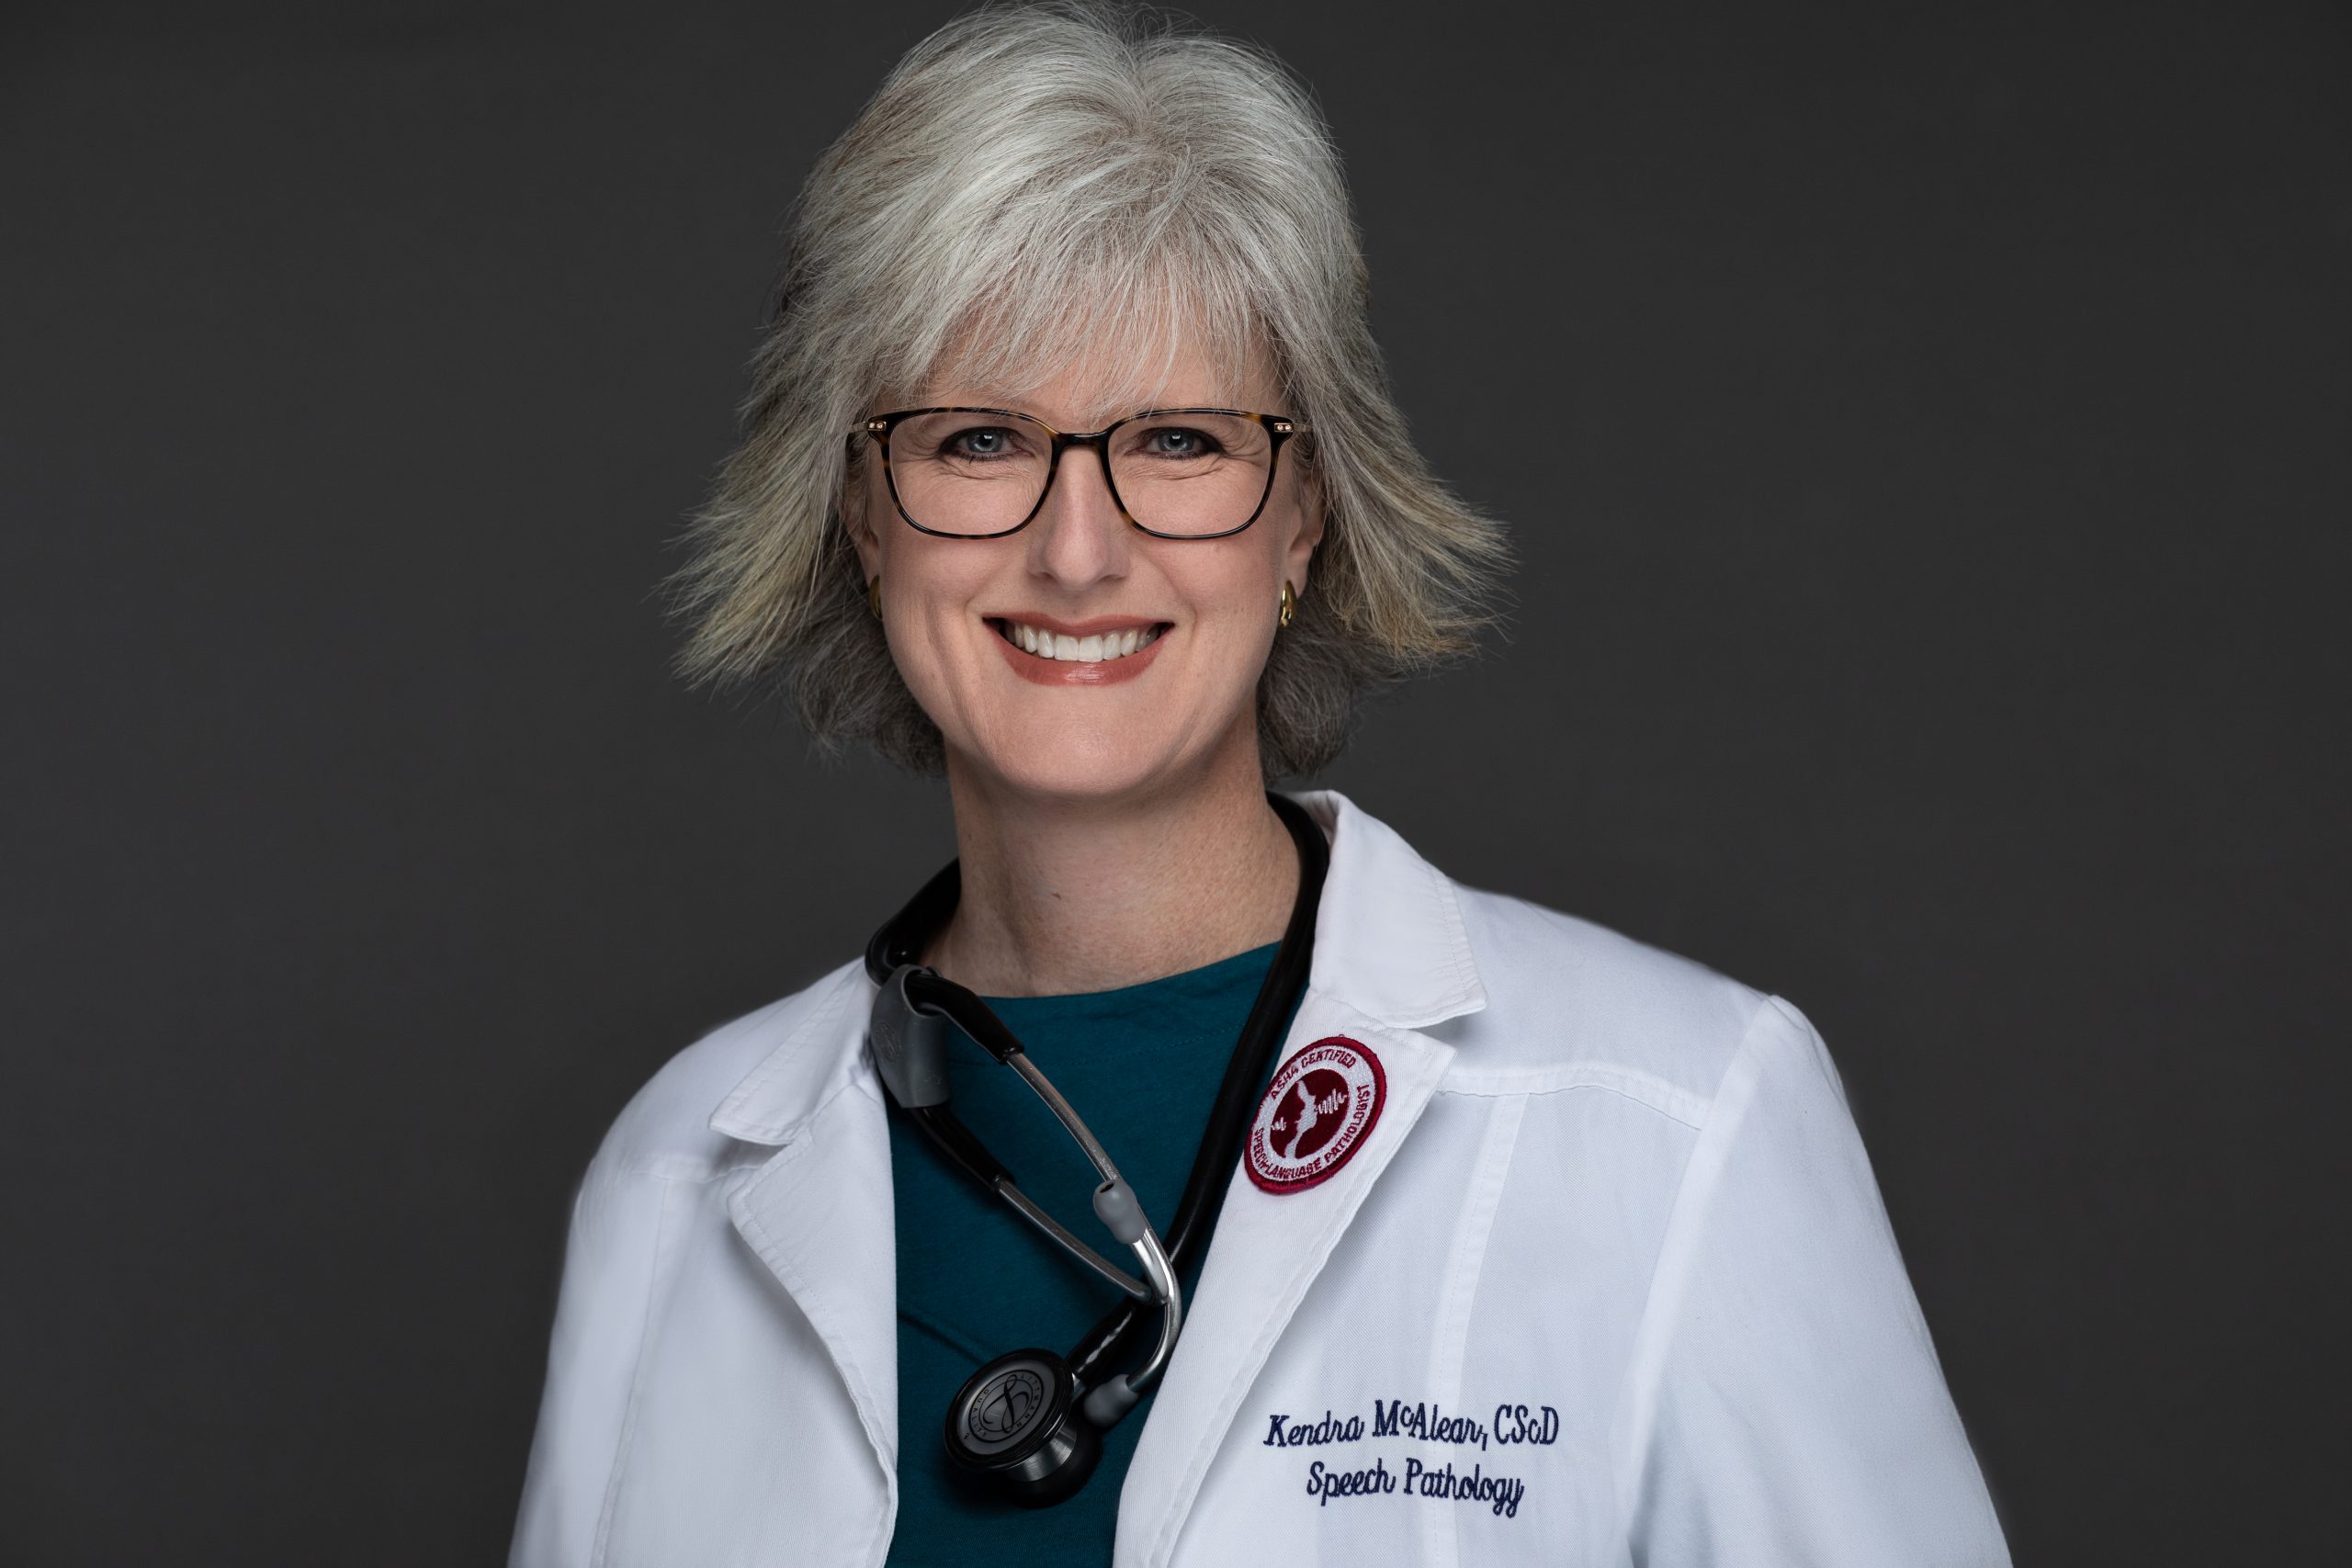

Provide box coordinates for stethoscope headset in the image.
[863,790,1329,1506]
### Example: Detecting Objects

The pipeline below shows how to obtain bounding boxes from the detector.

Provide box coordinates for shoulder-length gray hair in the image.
[667,0,1510,780]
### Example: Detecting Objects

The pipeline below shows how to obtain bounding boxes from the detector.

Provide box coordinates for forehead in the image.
[886,266,1282,426]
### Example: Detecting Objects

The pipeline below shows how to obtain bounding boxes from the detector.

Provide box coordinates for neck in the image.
[924,732,1300,998]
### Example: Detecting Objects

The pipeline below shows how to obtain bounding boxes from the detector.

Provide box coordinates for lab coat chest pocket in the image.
[1170,1089,1601,1568]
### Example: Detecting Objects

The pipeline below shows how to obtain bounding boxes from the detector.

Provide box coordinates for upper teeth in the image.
[1001,620,1162,662]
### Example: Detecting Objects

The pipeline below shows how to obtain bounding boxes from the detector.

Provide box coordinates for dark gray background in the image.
[4,1,2345,1562]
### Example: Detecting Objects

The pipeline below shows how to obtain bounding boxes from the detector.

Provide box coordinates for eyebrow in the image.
[898,397,1254,426]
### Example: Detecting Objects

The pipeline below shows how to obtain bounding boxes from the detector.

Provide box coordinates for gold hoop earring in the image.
[1278,581,1297,629]
[867,574,883,621]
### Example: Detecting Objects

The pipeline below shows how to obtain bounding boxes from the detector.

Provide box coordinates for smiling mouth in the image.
[989,618,1172,663]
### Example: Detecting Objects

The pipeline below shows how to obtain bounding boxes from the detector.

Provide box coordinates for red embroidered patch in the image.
[1246,1036,1386,1194]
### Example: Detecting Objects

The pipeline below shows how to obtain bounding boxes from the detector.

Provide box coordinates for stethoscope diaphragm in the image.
[944,1348,1101,1507]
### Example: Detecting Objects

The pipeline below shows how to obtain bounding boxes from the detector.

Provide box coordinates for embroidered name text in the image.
[1265,1410,1367,1447]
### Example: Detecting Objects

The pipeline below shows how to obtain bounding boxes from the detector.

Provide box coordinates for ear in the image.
[1282,459,1327,592]
[842,446,885,581]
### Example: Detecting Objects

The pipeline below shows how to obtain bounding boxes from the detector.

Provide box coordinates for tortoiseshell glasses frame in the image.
[850,406,1311,541]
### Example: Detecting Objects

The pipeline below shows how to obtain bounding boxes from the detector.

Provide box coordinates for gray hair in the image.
[666,0,1511,779]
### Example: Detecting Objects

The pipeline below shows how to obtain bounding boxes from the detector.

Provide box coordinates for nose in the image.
[1024,438,1132,590]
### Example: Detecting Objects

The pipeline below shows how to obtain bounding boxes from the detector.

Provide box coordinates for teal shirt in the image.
[884,941,1301,1565]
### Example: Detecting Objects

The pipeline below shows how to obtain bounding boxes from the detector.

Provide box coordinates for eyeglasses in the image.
[853,406,1309,540]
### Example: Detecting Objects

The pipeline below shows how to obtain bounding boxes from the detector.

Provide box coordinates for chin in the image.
[952,716,1191,803]
[989,746,1172,804]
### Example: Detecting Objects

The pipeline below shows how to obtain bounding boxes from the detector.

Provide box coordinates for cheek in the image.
[895,579,983,664]
[1180,565,1284,700]
[874,548,994,685]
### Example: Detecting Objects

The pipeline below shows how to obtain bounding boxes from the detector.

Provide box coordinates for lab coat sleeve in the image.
[509,1142,673,1568]
[1618,996,2010,1566]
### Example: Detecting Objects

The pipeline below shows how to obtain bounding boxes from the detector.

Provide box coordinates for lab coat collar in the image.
[707,956,869,1148]
[1290,786,1488,1031]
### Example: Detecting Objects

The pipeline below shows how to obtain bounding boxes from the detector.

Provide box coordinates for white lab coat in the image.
[512,787,2011,1566]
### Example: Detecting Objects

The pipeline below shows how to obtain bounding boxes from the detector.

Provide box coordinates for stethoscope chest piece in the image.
[944,1348,1102,1506]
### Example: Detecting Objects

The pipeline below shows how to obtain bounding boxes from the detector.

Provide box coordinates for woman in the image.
[512,4,2010,1564]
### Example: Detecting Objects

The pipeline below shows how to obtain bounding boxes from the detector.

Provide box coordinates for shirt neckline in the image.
[978,939,1283,1021]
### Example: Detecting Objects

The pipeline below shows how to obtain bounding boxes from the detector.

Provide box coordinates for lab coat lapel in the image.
[1118,997,1454,1567]
[708,965,901,1491]
[1116,790,1487,1568]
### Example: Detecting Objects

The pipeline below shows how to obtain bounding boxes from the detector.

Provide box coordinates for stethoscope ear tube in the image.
[1093,1186,1182,1396]
[870,971,1167,1303]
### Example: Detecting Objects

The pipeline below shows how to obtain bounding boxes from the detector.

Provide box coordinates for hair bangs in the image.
[875,214,1271,425]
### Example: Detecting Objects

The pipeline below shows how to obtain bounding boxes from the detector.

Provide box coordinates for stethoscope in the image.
[862,790,1329,1506]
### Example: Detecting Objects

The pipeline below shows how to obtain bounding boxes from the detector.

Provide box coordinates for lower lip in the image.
[991,624,1170,686]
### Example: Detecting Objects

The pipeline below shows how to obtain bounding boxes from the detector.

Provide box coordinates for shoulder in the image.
[584,957,868,1184]
[1440,879,1827,1124]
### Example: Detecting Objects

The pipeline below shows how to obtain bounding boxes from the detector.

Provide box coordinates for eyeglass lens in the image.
[887,411,1276,536]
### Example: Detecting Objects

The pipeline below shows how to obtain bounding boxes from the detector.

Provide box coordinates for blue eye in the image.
[1143,427,1220,458]
[944,426,1019,459]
